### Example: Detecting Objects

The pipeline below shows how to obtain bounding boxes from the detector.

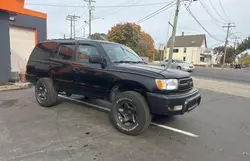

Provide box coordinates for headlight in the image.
[155,79,178,90]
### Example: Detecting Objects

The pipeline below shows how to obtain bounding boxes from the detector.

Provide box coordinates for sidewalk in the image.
[193,76,250,98]
[0,82,32,92]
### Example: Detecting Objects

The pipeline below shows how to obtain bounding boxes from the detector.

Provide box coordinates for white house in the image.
[165,34,208,65]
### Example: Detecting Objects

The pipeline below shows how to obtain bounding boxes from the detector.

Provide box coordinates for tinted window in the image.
[53,44,75,60]
[29,42,58,61]
[77,45,99,62]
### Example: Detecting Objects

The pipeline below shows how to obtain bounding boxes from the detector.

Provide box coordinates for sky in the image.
[24,0,249,48]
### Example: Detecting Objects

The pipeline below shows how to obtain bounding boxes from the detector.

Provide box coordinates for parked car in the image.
[160,59,195,72]
[26,39,201,136]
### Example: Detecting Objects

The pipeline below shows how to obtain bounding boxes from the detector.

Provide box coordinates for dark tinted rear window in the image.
[28,42,58,62]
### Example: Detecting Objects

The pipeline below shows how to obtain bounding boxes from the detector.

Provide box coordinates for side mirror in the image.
[89,55,103,64]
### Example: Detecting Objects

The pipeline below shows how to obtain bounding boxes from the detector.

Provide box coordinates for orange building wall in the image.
[0,0,46,19]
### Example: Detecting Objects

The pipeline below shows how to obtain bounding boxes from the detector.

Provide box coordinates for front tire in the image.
[35,78,58,107]
[177,66,181,70]
[110,91,151,136]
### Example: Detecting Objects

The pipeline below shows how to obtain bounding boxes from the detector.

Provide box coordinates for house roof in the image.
[167,34,207,48]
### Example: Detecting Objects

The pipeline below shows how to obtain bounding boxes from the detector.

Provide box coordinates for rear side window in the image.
[53,44,75,60]
[28,42,58,61]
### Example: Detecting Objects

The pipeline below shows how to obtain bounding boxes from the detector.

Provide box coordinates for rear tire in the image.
[35,78,58,107]
[110,91,151,136]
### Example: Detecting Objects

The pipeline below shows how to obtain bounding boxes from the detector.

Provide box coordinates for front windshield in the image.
[102,43,143,62]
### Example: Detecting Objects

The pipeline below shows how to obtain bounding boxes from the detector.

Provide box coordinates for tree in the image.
[219,46,236,64]
[107,22,154,58]
[137,32,155,58]
[107,23,141,51]
[236,37,250,54]
[240,53,250,64]
[88,33,106,40]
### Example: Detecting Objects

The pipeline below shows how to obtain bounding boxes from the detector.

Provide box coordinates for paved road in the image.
[192,67,250,84]
[0,88,250,161]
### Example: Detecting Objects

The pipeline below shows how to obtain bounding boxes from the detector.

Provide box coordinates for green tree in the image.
[88,33,106,40]
[219,46,236,64]
[236,37,250,54]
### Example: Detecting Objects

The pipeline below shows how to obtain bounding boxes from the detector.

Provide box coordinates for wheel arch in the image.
[109,80,149,102]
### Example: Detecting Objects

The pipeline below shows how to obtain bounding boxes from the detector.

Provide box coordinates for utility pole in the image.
[85,0,95,37]
[167,0,181,68]
[66,15,80,39]
[222,23,236,69]
[167,0,197,68]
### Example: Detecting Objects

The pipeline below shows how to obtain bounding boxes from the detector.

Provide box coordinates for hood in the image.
[112,63,190,79]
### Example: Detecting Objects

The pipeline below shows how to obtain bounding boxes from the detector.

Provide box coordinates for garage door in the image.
[9,26,35,73]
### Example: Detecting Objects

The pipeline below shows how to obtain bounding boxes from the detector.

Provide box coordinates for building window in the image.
[200,57,205,62]
[173,49,179,53]
[183,57,186,61]
[184,48,187,53]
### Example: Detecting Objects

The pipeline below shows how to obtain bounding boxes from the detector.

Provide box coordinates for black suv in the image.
[26,39,201,135]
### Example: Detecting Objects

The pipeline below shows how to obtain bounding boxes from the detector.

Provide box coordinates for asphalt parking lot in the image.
[0,88,250,161]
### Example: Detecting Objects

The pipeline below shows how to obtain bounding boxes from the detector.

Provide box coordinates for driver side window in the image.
[77,45,99,62]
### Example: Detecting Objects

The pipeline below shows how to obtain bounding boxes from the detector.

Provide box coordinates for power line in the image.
[182,2,224,42]
[218,0,230,21]
[68,0,86,15]
[95,0,143,18]
[136,1,176,24]
[25,1,172,8]
[208,0,228,22]
[94,0,136,18]
[199,0,225,25]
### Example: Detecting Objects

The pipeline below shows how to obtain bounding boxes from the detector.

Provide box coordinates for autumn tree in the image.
[88,33,106,40]
[107,22,154,58]
[137,31,155,58]
[240,53,250,64]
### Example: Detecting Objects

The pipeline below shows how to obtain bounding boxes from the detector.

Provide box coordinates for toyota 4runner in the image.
[26,39,201,136]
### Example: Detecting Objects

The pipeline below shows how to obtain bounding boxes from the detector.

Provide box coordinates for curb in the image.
[0,83,33,92]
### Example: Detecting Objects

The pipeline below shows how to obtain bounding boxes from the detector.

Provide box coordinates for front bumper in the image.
[147,88,201,116]
[182,67,195,72]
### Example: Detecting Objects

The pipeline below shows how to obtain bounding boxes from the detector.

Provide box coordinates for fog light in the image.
[174,105,183,111]
[168,105,183,111]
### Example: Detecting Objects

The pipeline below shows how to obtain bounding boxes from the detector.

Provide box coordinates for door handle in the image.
[73,68,80,72]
